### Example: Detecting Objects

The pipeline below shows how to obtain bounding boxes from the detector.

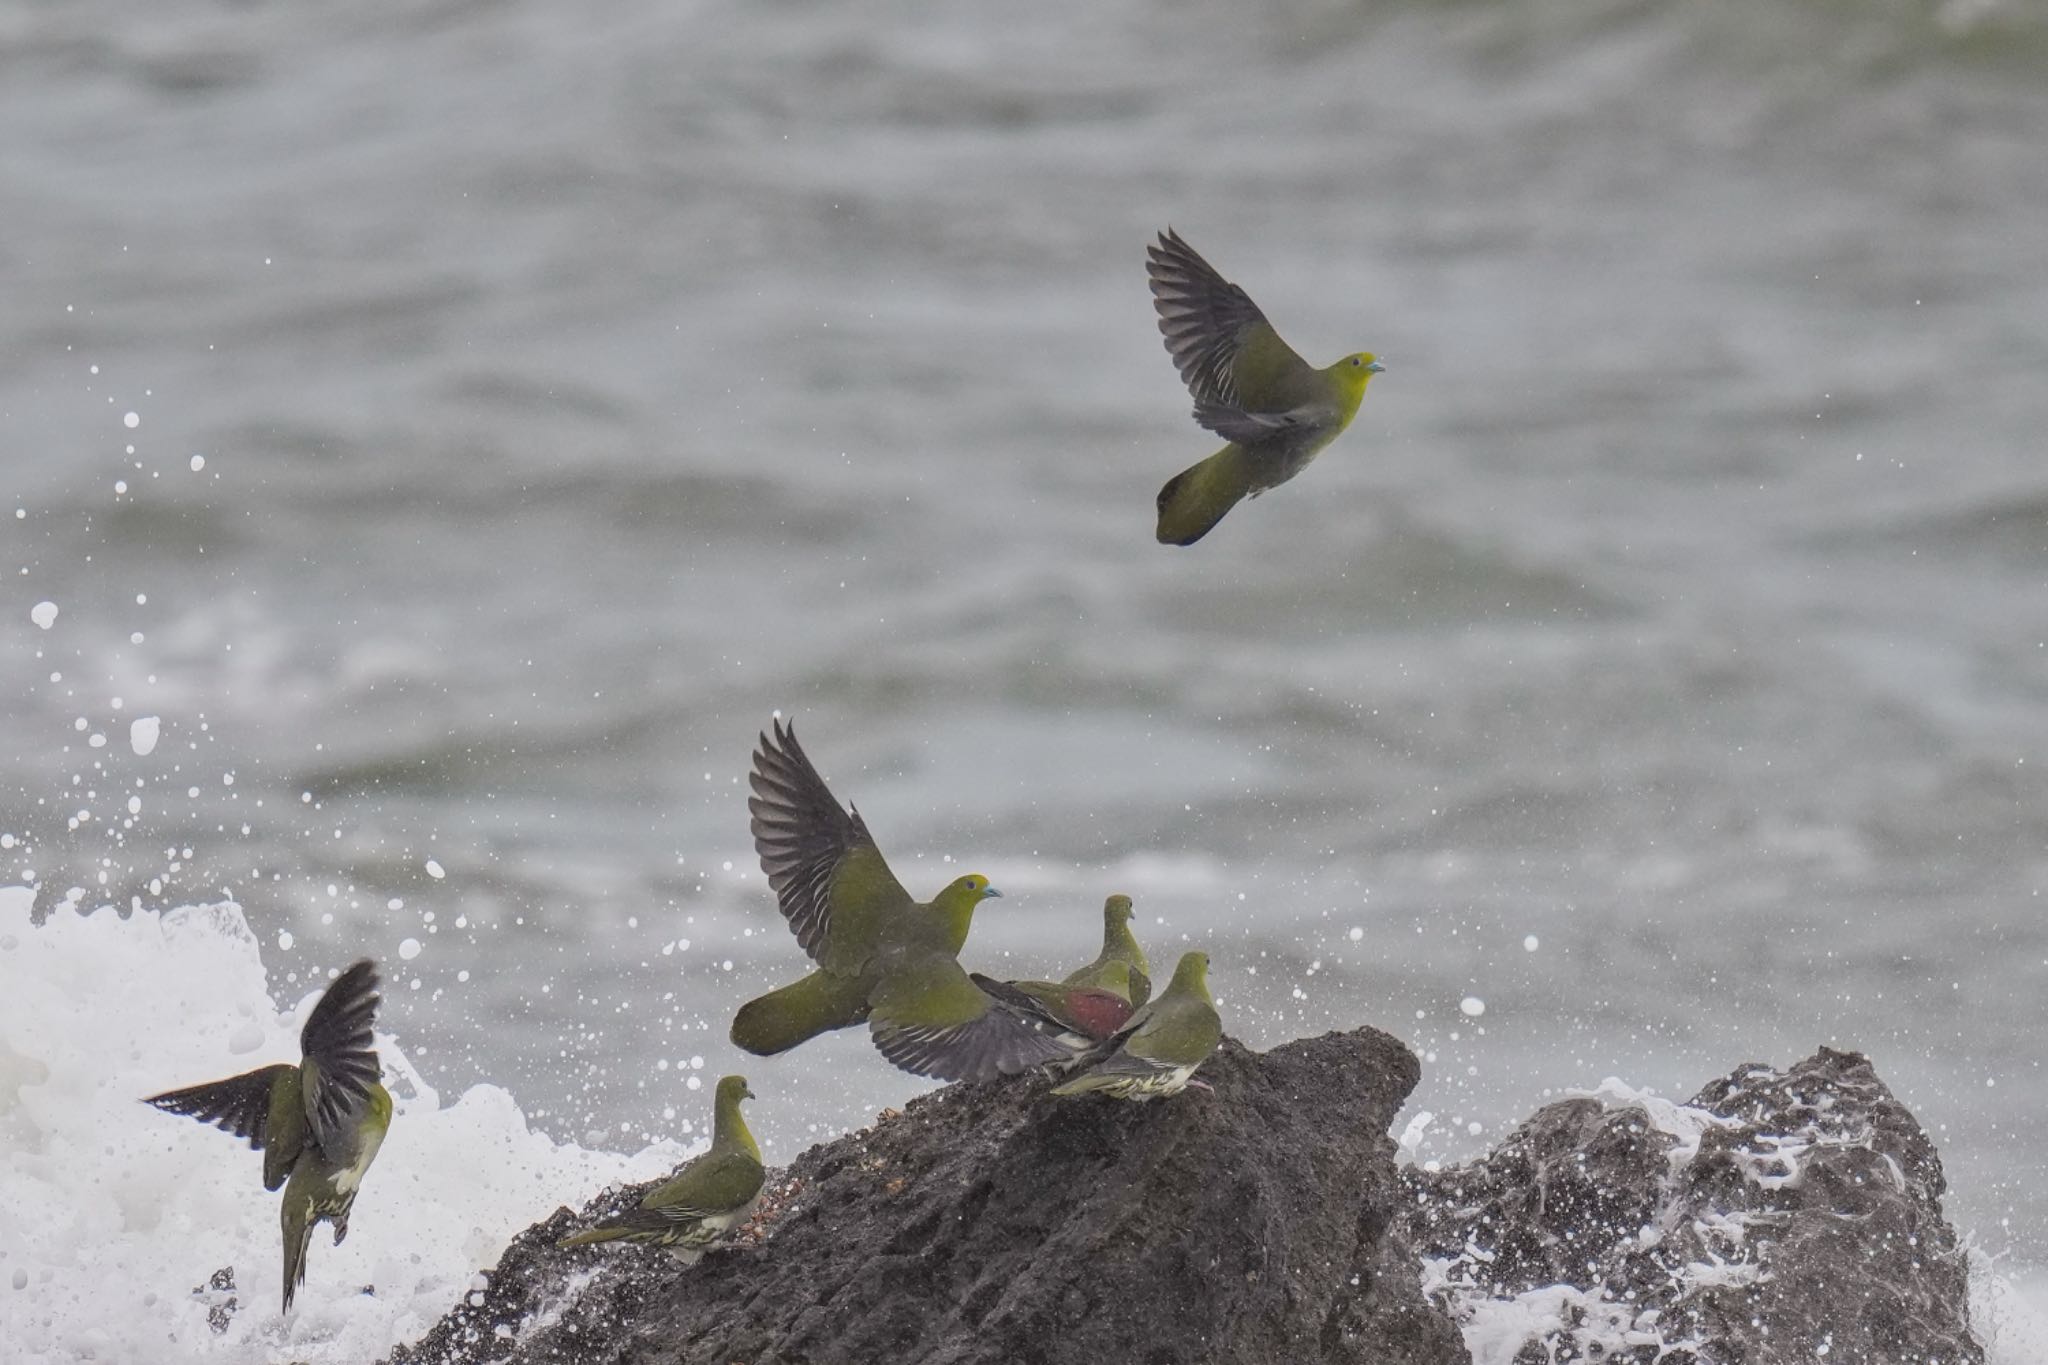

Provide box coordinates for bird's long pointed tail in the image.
[280,1192,315,1313]
[1156,445,1255,546]
[559,1208,717,1259]
[558,1220,642,1248]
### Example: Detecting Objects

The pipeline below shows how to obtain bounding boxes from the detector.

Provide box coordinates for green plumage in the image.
[1148,228,1384,545]
[560,1076,765,1262]
[732,719,1073,1082]
[730,969,874,1056]
[1053,951,1223,1101]
[1061,893,1152,1009]
[145,959,391,1312]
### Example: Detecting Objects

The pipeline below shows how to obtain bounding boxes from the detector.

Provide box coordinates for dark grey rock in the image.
[385,1043,1985,1365]
[386,1026,1466,1365]
[195,1264,238,1335]
[1405,1047,1982,1364]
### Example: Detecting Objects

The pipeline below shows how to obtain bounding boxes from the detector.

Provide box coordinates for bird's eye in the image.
[1350,357,1361,367]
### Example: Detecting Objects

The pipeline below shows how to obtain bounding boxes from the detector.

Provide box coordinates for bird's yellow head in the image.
[1104,893,1134,925]
[1335,351,1385,394]
[1169,950,1212,998]
[947,874,1001,902]
[712,1075,761,1160]
[931,874,1002,952]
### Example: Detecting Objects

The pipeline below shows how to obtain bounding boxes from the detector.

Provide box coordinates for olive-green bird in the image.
[1148,228,1385,545]
[144,959,391,1312]
[559,1075,765,1262]
[1052,950,1223,1101]
[1061,893,1152,1009]
[968,894,1153,1050]
[730,719,1074,1082]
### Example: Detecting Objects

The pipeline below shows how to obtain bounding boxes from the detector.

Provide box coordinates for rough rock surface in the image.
[1405,1047,1982,1364]
[387,1027,1466,1365]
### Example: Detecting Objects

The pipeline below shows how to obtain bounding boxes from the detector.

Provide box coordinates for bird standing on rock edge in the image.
[1148,228,1385,546]
[559,1075,766,1262]
[730,718,1076,1082]
[143,959,391,1312]
[1053,950,1223,1100]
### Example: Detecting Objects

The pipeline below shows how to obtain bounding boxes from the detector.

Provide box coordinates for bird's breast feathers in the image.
[332,1122,387,1194]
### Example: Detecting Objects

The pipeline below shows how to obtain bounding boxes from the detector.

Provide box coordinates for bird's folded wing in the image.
[749,718,913,974]
[646,1149,766,1218]
[1068,1045,1183,1084]
[1119,996,1223,1069]
[869,960,1076,1082]
[143,1063,295,1149]
[1149,228,1312,439]
[299,959,383,1155]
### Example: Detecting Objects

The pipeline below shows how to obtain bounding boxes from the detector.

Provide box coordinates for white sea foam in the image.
[1977,1264,2048,1365]
[0,886,687,1364]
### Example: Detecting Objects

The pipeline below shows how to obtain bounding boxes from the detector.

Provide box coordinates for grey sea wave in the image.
[4,0,2047,1274]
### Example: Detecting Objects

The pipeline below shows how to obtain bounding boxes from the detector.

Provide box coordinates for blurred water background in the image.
[4,0,2046,1273]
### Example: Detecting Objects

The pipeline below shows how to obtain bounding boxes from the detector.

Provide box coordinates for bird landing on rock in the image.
[730,719,1077,1082]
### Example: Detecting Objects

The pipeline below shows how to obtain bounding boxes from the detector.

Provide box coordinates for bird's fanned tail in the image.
[730,969,873,1056]
[1157,446,1257,546]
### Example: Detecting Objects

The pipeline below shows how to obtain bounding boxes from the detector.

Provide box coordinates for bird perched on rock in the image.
[1147,228,1384,545]
[1053,950,1223,1100]
[1062,893,1151,1009]
[144,959,390,1312]
[559,1075,765,1261]
[969,894,1154,1051]
[731,719,1074,1082]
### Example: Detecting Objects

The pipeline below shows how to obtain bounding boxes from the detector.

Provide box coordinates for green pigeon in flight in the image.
[1148,228,1384,545]
[144,958,391,1312]
[730,719,1073,1082]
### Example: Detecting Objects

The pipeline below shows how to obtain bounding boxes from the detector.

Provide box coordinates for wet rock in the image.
[386,1027,1465,1365]
[1405,1047,1982,1364]
[387,1043,1984,1365]
[194,1264,238,1335]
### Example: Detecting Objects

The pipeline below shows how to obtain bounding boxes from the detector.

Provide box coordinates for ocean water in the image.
[7,895,2044,1364]
[4,0,2047,1352]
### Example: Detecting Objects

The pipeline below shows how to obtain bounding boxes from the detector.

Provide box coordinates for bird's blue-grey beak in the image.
[984,886,1003,899]
[1367,360,1386,374]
